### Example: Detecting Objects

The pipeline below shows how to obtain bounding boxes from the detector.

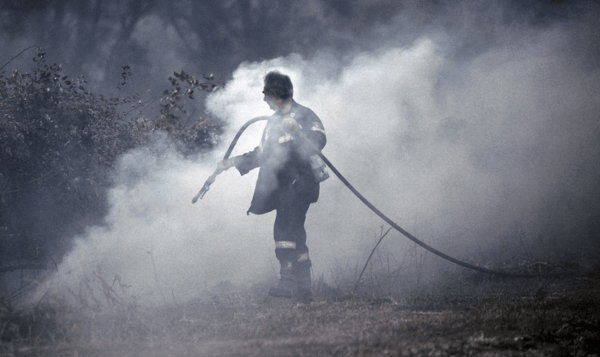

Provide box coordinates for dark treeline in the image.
[0,48,223,265]
[0,0,581,96]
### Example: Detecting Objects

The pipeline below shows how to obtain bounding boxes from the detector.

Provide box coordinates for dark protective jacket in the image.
[233,100,326,215]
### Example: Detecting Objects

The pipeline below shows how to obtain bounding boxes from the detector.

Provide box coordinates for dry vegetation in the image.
[1,262,599,357]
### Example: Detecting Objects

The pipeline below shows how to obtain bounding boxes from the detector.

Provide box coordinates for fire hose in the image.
[193,117,567,278]
[192,116,270,203]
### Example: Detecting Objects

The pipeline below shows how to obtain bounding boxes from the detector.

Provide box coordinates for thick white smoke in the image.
[32,21,600,305]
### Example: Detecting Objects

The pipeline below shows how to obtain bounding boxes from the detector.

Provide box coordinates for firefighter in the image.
[218,71,327,302]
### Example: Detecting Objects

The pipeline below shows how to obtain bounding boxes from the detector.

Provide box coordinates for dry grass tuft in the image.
[1,263,599,356]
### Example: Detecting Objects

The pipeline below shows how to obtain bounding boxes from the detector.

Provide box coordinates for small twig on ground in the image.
[148,249,168,305]
[354,226,393,294]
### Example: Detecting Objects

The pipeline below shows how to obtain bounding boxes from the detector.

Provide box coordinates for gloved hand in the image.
[217,158,234,171]
[282,118,298,131]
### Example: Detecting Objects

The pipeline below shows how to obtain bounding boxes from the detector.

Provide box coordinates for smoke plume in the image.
[30,2,600,306]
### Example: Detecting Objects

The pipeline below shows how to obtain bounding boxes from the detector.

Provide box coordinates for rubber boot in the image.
[268,261,295,298]
[293,259,313,303]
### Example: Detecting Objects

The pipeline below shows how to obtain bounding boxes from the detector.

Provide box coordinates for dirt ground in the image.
[1,265,599,357]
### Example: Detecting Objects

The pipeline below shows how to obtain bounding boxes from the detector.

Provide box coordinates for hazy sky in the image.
[8,0,599,306]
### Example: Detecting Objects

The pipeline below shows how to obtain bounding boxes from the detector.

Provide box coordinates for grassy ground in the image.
[1,264,599,356]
